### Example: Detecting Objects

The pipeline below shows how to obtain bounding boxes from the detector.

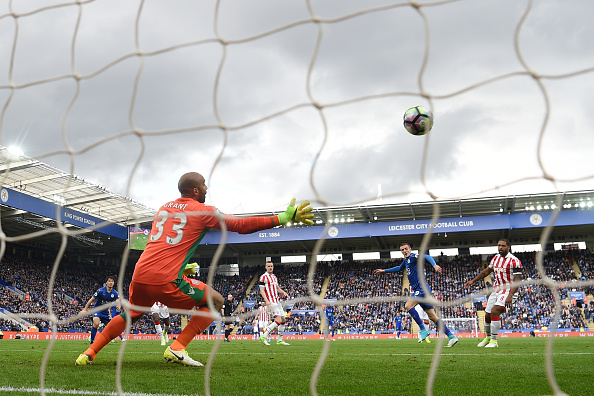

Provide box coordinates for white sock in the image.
[277,325,285,341]
[163,324,169,336]
[490,320,501,340]
[484,323,491,337]
[264,322,279,338]
[155,324,163,337]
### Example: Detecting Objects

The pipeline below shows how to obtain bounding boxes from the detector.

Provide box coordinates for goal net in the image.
[442,317,479,339]
[0,0,593,395]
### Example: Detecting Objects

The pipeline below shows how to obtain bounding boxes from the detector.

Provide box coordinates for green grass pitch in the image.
[0,337,593,395]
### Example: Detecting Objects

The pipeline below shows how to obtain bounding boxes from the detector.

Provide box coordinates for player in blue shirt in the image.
[324,305,336,341]
[80,276,124,344]
[374,242,458,347]
[394,312,403,338]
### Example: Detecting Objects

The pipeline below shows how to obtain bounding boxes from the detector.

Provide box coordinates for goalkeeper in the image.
[76,171,314,367]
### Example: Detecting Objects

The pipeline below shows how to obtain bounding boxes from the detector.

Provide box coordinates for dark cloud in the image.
[2,0,592,214]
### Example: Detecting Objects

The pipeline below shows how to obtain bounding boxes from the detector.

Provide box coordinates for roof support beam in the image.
[315,209,326,224]
[64,193,112,206]
[15,173,69,185]
[0,159,39,172]
[122,215,156,225]
[358,207,368,222]
[42,184,93,196]
[0,208,27,217]
[375,236,387,250]
[298,241,310,252]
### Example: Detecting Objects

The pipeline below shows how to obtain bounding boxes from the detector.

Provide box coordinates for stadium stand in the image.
[1,251,592,335]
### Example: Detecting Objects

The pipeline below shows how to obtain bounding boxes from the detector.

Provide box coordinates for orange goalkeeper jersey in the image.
[132,197,279,285]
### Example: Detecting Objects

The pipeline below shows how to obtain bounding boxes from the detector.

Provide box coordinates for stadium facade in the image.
[1,147,593,268]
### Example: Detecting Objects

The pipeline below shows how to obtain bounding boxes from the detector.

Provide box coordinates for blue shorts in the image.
[327,319,335,327]
[92,312,113,324]
[410,289,434,311]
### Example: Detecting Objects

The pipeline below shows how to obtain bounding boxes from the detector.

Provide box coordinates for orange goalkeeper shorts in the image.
[127,278,211,318]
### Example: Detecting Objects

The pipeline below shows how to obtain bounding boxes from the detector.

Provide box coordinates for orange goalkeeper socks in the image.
[170,307,212,351]
[83,314,126,360]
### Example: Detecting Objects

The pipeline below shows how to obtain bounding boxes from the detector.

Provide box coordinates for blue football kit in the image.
[92,286,119,324]
[384,253,436,310]
[325,306,335,326]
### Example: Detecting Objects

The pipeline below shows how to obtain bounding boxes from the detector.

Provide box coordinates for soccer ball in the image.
[403,106,434,135]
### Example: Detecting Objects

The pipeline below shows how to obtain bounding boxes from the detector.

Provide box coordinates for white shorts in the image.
[485,290,511,314]
[258,320,269,329]
[268,302,285,319]
[150,303,170,319]
[414,304,429,321]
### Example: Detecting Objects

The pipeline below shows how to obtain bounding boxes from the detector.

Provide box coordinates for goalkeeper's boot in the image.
[75,354,92,365]
[110,339,117,344]
[276,340,290,346]
[419,328,430,342]
[259,336,270,346]
[163,346,203,367]
[477,336,491,347]
[485,339,498,348]
[445,335,459,348]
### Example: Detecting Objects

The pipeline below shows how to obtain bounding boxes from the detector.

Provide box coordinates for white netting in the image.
[1,0,593,395]
[442,317,479,338]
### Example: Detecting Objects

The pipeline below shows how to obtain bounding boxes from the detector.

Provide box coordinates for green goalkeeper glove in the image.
[277,198,314,226]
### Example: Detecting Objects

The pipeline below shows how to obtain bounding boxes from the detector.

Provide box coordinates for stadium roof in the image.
[218,191,594,256]
[0,146,156,226]
[1,145,592,259]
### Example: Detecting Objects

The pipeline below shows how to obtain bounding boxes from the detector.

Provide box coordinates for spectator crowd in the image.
[1,249,592,335]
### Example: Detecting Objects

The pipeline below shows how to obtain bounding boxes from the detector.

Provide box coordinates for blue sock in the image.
[90,326,98,342]
[435,319,453,337]
[331,328,335,337]
[408,308,426,331]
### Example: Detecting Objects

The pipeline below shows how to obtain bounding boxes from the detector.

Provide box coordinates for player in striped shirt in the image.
[151,302,170,346]
[465,238,522,348]
[257,302,270,341]
[259,261,290,346]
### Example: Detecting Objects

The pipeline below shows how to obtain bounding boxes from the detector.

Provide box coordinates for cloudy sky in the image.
[1,0,593,215]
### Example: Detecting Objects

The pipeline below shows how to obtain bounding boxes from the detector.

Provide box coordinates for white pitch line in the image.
[0,387,198,396]
[1,349,592,357]
[341,352,594,356]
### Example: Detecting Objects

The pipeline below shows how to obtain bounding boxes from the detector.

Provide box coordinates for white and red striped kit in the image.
[258,305,270,322]
[259,272,280,303]
[488,253,522,288]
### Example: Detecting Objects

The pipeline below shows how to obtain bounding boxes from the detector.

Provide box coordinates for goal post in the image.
[411,316,479,338]
[442,317,480,339]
